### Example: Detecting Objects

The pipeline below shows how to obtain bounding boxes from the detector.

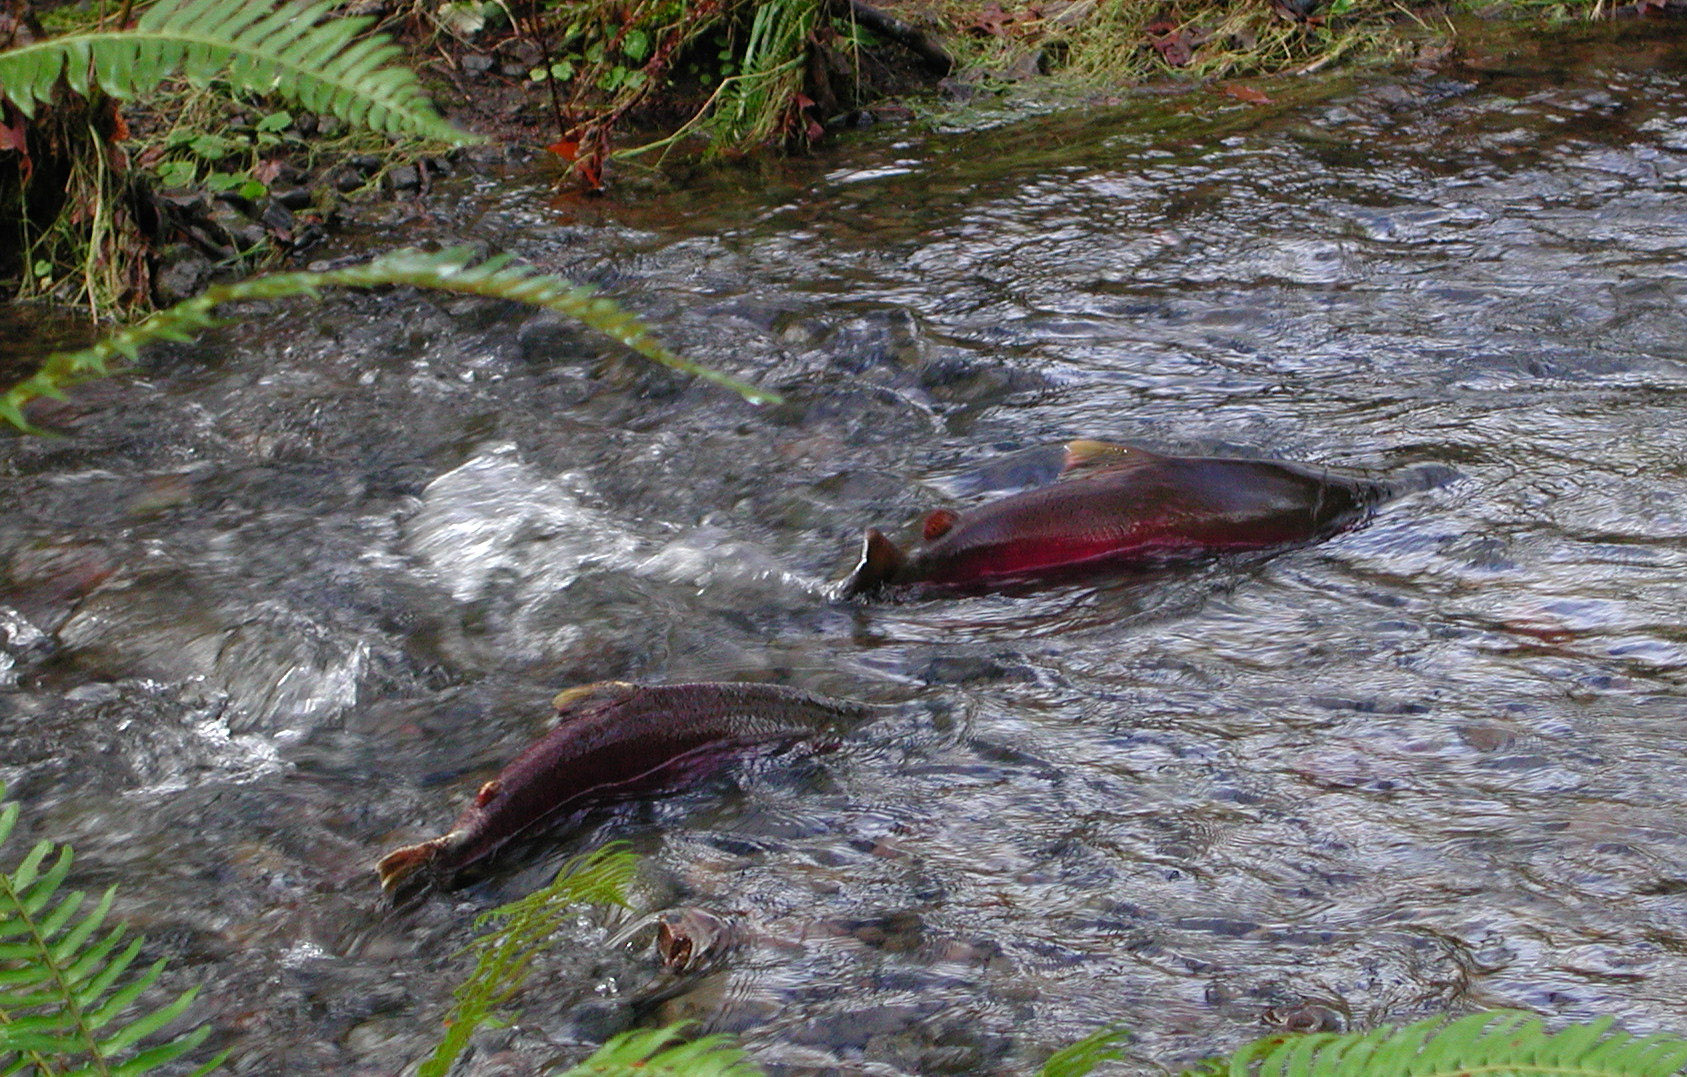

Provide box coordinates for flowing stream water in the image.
[5,21,1687,1076]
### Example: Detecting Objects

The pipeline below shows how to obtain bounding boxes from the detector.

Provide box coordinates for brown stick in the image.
[829,0,953,76]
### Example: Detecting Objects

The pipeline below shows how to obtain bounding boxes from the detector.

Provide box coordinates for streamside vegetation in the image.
[2,0,1660,318]
[450,0,1657,187]
[0,0,775,429]
[0,0,478,316]
[3,0,1673,422]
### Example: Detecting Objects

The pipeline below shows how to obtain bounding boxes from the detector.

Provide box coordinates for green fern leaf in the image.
[1040,1023,1131,1077]
[2,246,779,431]
[0,0,475,145]
[420,844,641,1077]
[556,1024,764,1077]
[0,782,225,1076]
[1183,1011,1687,1077]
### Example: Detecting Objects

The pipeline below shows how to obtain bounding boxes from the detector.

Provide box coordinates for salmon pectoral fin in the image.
[839,528,906,597]
[1061,439,1160,477]
[375,833,456,894]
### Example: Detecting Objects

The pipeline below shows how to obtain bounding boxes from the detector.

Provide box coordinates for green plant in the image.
[145,103,298,202]
[514,0,837,184]
[554,1025,762,1077]
[1040,1023,1131,1077]
[420,844,640,1077]
[0,0,477,313]
[700,0,821,151]
[0,0,472,144]
[0,783,225,1076]
[532,1012,1687,1077]
[1180,1011,1687,1077]
[2,244,781,431]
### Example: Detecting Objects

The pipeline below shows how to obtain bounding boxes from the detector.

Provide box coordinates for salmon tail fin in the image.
[1061,439,1159,476]
[376,834,453,895]
[839,529,905,597]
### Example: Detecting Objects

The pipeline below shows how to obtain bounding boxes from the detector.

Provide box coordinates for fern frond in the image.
[0,0,474,144]
[2,245,780,430]
[705,0,820,150]
[1040,1023,1130,1077]
[420,844,641,1077]
[556,1024,763,1076]
[1182,1011,1687,1077]
[0,783,224,1077]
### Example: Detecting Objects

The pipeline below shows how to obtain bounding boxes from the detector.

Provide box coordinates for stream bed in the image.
[5,20,1687,1076]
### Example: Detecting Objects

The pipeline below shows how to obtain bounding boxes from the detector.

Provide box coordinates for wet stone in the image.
[850,910,925,952]
[157,190,208,214]
[920,653,1034,685]
[387,164,421,192]
[551,999,630,1043]
[462,1050,541,1077]
[462,53,493,76]
[444,295,524,330]
[344,1016,408,1057]
[916,354,1046,401]
[154,253,213,305]
[259,200,296,233]
[232,223,268,251]
[1263,1002,1346,1033]
[272,186,313,211]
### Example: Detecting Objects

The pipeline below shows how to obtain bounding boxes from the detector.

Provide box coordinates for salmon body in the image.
[377,681,862,892]
[840,440,1382,596]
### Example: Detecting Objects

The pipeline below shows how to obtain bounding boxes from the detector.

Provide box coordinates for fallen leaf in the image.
[1223,83,1272,104]
[1144,19,1192,67]
[966,1,1014,36]
[253,158,284,184]
[0,120,25,153]
[1414,43,1454,66]
[545,138,580,160]
[575,157,603,191]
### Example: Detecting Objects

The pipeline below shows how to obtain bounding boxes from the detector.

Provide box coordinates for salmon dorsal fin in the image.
[839,528,905,597]
[551,681,640,721]
[923,509,959,542]
[1061,439,1161,477]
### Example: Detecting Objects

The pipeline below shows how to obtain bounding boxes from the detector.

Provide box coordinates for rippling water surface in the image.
[6,23,1687,1076]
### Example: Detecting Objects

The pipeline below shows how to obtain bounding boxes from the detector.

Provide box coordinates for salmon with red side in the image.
[839,439,1382,596]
